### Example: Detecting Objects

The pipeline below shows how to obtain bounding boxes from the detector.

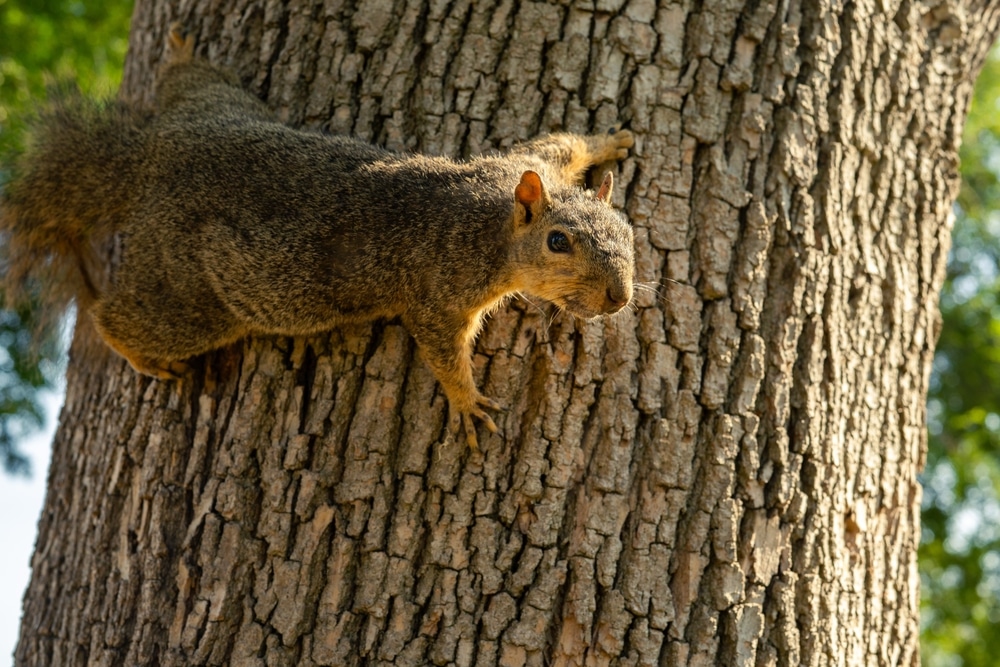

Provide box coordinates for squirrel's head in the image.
[509,170,634,319]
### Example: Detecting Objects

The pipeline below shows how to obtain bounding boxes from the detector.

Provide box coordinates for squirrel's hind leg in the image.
[95,324,190,380]
[166,23,195,65]
[155,22,274,120]
[89,285,244,381]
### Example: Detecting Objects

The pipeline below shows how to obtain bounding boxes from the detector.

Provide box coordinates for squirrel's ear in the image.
[595,171,614,204]
[514,170,550,226]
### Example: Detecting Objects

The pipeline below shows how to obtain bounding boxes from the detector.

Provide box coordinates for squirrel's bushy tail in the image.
[0,95,149,333]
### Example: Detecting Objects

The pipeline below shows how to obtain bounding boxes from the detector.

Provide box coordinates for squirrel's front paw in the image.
[453,394,501,451]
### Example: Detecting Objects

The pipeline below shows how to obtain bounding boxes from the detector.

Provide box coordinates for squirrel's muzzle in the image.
[603,284,632,314]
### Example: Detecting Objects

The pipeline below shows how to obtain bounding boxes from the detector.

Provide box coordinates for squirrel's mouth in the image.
[557,294,629,320]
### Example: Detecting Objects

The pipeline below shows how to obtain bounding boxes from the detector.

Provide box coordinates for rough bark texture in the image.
[16,1,1000,666]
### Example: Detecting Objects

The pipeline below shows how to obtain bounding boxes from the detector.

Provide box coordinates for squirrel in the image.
[0,26,636,449]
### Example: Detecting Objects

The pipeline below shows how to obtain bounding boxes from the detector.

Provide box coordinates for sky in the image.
[0,390,61,667]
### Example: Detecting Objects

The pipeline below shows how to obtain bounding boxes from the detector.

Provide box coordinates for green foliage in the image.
[921,45,1000,666]
[0,304,62,474]
[0,0,132,473]
[0,0,131,146]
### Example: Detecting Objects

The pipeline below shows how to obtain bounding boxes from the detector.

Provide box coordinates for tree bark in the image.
[16,1,1000,665]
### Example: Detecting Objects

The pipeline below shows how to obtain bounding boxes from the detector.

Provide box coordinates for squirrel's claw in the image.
[454,394,500,450]
[461,410,498,451]
[461,413,480,450]
[476,410,499,433]
[480,396,502,412]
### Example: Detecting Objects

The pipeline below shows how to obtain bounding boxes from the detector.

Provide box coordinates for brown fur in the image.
[0,27,636,448]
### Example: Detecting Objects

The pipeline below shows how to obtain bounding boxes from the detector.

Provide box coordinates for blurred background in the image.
[921,44,1000,667]
[0,2,997,665]
[0,0,130,661]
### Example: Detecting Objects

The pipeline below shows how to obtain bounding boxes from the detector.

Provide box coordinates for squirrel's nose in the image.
[605,286,630,313]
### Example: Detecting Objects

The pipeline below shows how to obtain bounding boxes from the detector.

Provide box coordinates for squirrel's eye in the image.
[548,231,570,253]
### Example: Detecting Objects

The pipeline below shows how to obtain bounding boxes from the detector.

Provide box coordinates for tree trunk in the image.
[16,1,1000,665]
